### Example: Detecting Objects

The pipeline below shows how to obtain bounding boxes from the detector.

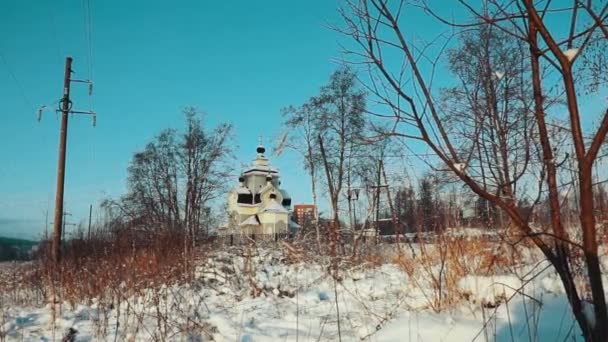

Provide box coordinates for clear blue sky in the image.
[1,0,360,238]
[1,0,604,239]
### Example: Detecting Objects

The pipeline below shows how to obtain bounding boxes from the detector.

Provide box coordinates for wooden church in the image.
[224,144,300,235]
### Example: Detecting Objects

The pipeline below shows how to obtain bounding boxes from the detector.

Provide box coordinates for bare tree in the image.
[281,102,323,246]
[284,67,367,250]
[180,108,233,242]
[339,1,608,340]
[315,67,366,236]
[111,108,233,242]
[176,109,233,273]
[440,26,539,229]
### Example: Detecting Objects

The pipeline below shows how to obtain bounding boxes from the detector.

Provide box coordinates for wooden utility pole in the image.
[381,161,399,245]
[375,159,382,241]
[62,211,72,243]
[44,56,96,265]
[87,204,93,239]
[52,57,73,264]
[44,208,49,238]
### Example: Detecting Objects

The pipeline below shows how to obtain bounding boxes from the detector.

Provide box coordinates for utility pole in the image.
[381,161,399,247]
[375,159,382,242]
[87,204,93,239]
[348,187,360,230]
[40,56,95,265]
[52,57,73,265]
[44,208,49,238]
[62,211,72,244]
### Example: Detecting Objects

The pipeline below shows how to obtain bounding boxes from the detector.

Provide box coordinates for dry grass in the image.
[0,228,208,308]
[0,228,534,340]
[392,234,520,312]
[0,228,219,341]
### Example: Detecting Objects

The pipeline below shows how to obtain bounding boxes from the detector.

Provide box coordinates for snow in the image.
[262,199,288,213]
[458,275,523,306]
[0,245,593,341]
[444,227,499,239]
[453,162,466,173]
[563,48,579,62]
[239,215,261,226]
[237,186,252,195]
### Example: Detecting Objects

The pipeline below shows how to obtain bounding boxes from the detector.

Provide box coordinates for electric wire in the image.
[48,3,63,62]
[0,51,35,112]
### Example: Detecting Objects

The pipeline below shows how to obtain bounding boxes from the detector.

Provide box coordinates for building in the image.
[223,144,300,235]
[293,204,316,227]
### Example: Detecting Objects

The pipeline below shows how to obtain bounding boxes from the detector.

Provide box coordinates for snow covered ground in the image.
[0,244,587,341]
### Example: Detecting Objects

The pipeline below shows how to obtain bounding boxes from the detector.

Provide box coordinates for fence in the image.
[210,230,502,247]
[213,233,291,246]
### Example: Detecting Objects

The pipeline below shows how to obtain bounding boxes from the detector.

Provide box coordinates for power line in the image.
[82,0,97,174]
[82,0,94,83]
[48,3,63,61]
[0,51,34,112]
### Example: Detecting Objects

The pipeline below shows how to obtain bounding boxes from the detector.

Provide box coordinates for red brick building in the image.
[293,204,316,227]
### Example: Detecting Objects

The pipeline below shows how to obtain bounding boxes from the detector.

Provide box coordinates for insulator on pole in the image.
[37,105,48,122]
[88,82,93,96]
[92,114,96,127]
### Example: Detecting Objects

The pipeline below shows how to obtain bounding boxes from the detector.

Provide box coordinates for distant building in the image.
[293,204,316,227]
[376,218,402,235]
[224,144,300,235]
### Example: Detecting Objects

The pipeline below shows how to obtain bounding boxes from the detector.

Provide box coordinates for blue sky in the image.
[1,0,360,238]
[1,0,605,239]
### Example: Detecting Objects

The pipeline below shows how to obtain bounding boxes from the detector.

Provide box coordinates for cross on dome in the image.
[256,135,266,155]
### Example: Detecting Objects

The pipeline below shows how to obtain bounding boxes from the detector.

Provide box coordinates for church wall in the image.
[260,188,282,204]
[246,175,266,194]
[258,212,289,234]
[236,206,258,216]
[225,145,297,236]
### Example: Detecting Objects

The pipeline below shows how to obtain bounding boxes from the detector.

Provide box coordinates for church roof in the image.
[258,182,274,194]
[243,165,279,175]
[236,186,251,194]
[242,144,279,175]
[262,199,288,213]
[239,215,261,226]
[289,220,302,230]
[279,189,291,199]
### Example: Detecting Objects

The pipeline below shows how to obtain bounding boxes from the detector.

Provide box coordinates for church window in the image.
[237,193,253,204]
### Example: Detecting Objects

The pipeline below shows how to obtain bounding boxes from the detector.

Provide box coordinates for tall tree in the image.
[315,67,366,236]
[281,102,323,245]
[340,1,608,339]
[394,185,416,233]
[114,108,232,240]
[180,108,233,241]
[419,177,434,232]
[440,27,539,221]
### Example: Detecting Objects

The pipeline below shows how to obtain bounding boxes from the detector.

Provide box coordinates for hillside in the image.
[0,236,37,261]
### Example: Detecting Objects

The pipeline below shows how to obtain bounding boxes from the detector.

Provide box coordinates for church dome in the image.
[242,145,279,176]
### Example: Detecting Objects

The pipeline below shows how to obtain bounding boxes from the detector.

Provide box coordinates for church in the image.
[223,144,300,235]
